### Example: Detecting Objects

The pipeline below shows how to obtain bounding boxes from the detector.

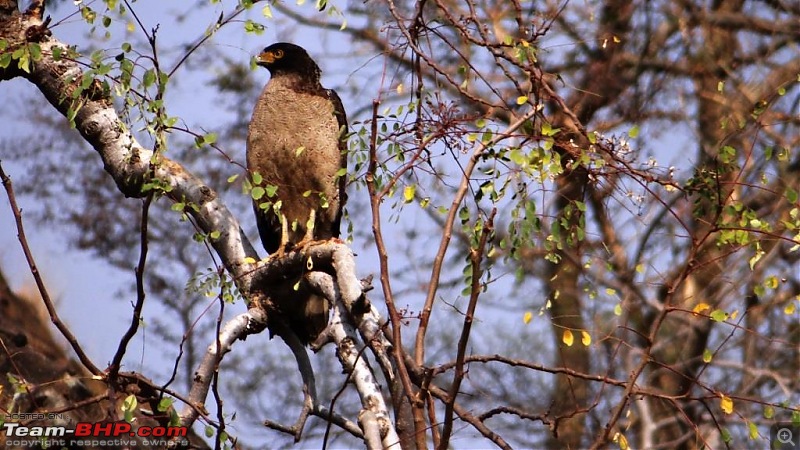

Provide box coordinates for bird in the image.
[246,42,348,345]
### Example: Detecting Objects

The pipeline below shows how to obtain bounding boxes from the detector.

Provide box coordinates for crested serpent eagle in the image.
[247,42,348,344]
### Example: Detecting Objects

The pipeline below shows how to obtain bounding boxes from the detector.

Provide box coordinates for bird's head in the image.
[256,42,321,80]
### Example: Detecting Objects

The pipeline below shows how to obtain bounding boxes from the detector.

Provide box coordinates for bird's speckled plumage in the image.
[247,42,347,344]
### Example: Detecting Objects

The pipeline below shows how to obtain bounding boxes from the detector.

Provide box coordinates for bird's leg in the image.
[293,208,317,251]
[269,212,290,260]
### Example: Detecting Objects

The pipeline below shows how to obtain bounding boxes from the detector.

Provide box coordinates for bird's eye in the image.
[274,49,284,58]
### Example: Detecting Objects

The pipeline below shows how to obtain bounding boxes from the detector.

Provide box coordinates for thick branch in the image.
[0,10,260,292]
[178,308,268,427]
[307,271,401,449]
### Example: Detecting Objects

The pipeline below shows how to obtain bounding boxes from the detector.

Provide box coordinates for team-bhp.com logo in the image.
[2,420,189,447]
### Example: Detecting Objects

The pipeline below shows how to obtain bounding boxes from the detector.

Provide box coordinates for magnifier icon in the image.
[777,428,794,444]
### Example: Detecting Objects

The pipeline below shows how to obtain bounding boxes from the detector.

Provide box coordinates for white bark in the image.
[307,271,401,449]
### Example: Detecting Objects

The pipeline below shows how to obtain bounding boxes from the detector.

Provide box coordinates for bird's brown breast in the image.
[247,77,343,245]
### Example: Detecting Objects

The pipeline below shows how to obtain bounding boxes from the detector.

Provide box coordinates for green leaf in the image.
[702,348,713,363]
[27,43,41,61]
[142,68,156,88]
[251,186,265,200]
[227,174,239,183]
[16,51,30,73]
[628,125,639,138]
[157,397,173,412]
[122,394,138,413]
[786,187,798,204]
[748,422,758,440]
[458,206,470,223]
[81,6,97,24]
[710,309,729,322]
[720,428,732,443]
[262,4,273,18]
[251,172,263,185]
[0,52,11,69]
[720,145,736,164]
[209,230,221,240]
[749,243,764,270]
[541,122,560,137]
[244,19,265,35]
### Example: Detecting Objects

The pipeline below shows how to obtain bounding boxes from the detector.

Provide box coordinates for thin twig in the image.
[365,99,422,438]
[414,107,540,365]
[438,209,495,450]
[0,162,101,376]
[109,194,153,381]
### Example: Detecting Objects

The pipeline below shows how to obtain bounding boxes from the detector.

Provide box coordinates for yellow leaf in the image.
[397,83,404,95]
[785,302,797,315]
[562,329,574,347]
[516,96,528,105]
[748,421,758,440]
[720,394,734,414]
[614,303,623,316]
[613,35,621,43]
[613,432,629,450]
[581,330,591,346]
[692,303,711,316]
[523,311,533,324]
[127,21,135,32]
[243,257,257,264]
[730,309,739,320]
[403,185,416,203]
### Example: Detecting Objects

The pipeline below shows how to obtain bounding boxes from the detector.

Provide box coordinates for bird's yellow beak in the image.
[256,51,276,65]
